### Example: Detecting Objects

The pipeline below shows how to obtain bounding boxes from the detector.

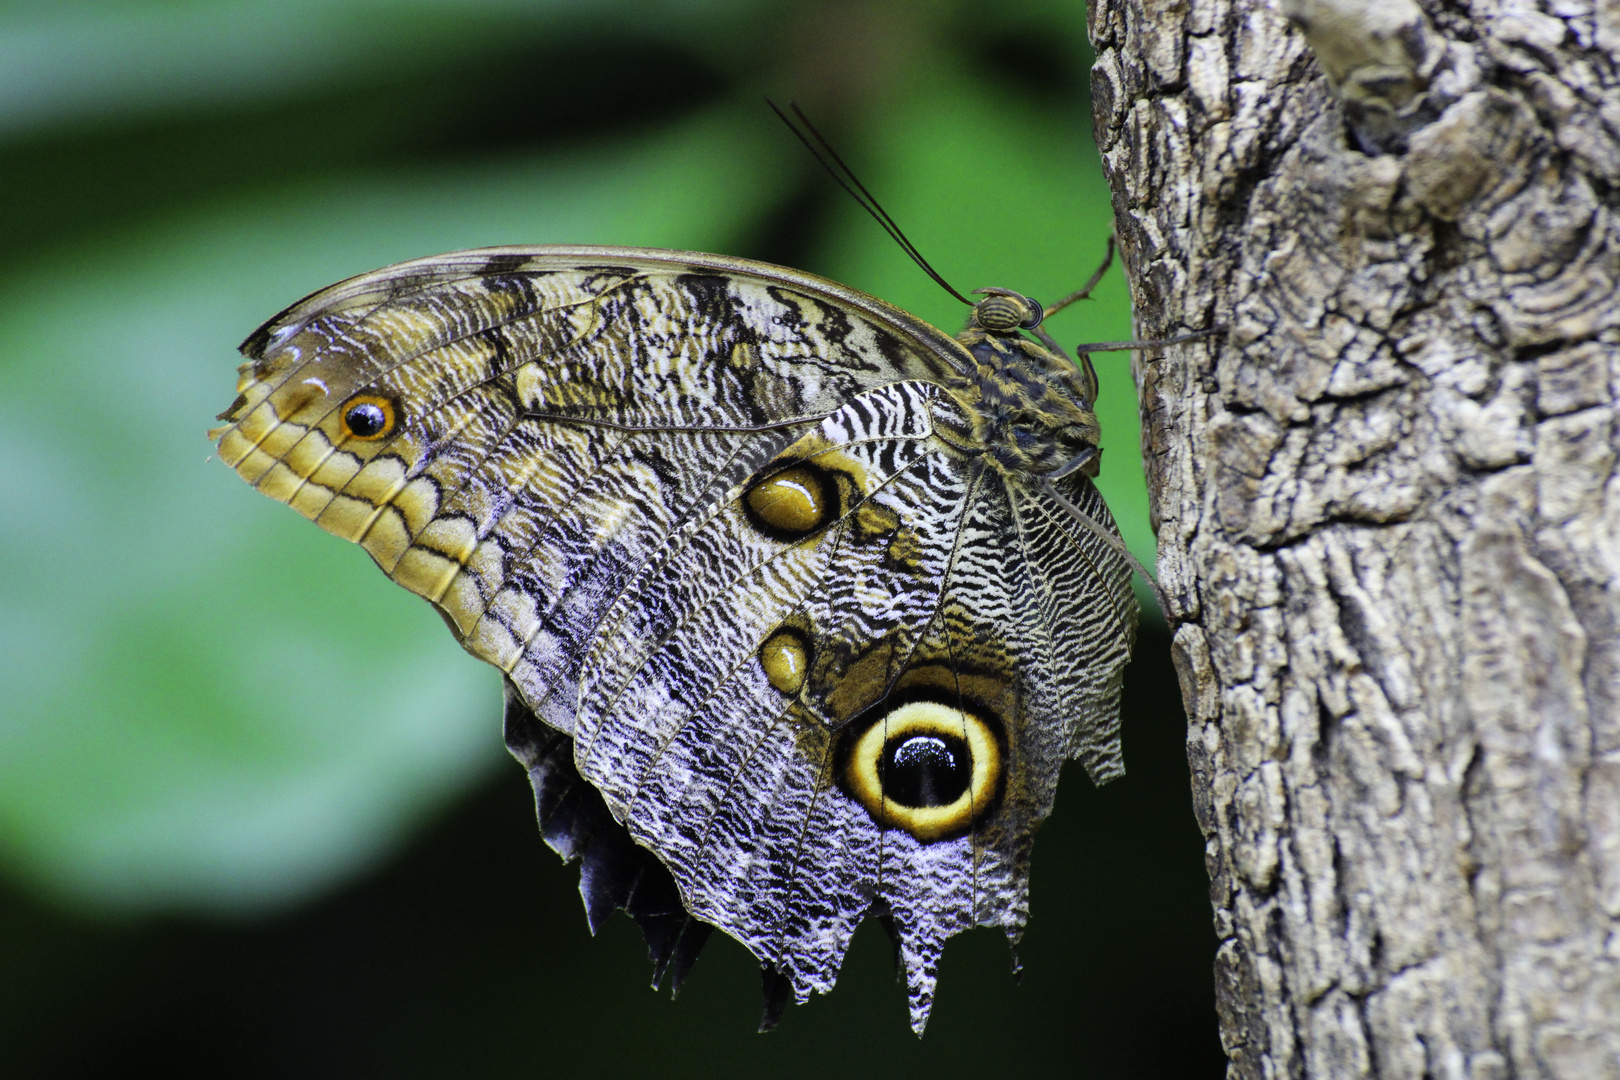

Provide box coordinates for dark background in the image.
[0,1,1223,1075]
[1,625,1220,1077]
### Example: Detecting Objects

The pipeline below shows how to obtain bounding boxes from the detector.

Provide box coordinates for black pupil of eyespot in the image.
[346,402,387,437]
[880,734,969,807]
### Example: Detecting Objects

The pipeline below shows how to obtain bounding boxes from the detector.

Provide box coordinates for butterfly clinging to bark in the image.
[209,110,1156,1034]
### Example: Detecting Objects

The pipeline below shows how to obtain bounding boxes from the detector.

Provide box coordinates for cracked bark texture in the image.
[1088,0,1620,1077]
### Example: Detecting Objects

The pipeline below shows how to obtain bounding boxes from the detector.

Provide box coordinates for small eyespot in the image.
[840,700,1003,842]
[743,462,833,539]
[759,627,810,697]
[341,395,396,441]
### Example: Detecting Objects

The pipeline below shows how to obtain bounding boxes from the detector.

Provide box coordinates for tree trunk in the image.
[1088,0,1620,1076]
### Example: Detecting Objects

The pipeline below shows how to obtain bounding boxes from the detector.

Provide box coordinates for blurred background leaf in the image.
[0,0,1220,1075]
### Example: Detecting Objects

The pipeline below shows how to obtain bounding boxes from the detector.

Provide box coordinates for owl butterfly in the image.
[211,244,1139,1034]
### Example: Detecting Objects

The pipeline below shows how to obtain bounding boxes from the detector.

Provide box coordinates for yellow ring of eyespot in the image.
[340,394,397,441]
[744,464,829,536]
[844,701,1001,842]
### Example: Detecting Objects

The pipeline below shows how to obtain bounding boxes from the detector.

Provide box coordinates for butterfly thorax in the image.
[945,325,1103,480]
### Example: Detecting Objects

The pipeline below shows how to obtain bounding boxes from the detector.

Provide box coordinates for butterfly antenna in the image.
[768,98,973,307]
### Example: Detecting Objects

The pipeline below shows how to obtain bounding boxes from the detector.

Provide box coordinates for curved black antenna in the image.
[767,98,974,307]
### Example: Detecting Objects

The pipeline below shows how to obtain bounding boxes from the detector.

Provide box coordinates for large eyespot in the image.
[839,700,1003,842]
[743,462,833,539]
[758,626,810,697]
[341,394,397,441]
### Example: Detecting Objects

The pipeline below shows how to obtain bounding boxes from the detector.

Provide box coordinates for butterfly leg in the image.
[1041,234,1117,320]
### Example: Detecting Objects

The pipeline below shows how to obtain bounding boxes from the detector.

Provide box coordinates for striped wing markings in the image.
[596,448,981,997]
[486,424,791,721]
[1001,478,1083,772]
[773,461,986,959]
[229,280,592,511]
[618,443,963,866]
[573,387,945,783]
[1009,477,1134,660]
[1004,475,1135,777]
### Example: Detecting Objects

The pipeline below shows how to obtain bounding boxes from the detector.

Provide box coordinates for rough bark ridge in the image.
[1089,0,1620,1076]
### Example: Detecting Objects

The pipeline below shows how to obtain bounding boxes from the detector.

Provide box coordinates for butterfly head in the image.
[968,288,1043,334]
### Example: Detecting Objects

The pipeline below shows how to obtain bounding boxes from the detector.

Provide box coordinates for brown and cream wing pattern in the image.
[210,244,1138,1035]
[213,247,967,723]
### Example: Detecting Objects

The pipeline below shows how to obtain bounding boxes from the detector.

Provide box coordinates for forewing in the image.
[211,246,969,732]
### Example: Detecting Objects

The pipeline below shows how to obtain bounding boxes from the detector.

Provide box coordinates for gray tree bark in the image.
[1088,0,1620,1076]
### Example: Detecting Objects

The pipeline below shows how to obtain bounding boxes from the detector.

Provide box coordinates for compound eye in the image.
[341,394,397,441]
[842,701,1002,842]
[972,291,1041,332]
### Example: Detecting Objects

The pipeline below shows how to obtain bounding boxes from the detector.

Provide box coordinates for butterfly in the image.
[210,243,1139,1034]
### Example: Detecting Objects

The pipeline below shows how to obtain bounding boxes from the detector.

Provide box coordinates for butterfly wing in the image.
[215,247,966,718]
[574,385,1136,1028]
[212,245,1136,1033]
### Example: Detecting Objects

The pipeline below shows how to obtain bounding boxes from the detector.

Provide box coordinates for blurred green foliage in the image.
[0,2,1218,1074]
[1,0,1143,916]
